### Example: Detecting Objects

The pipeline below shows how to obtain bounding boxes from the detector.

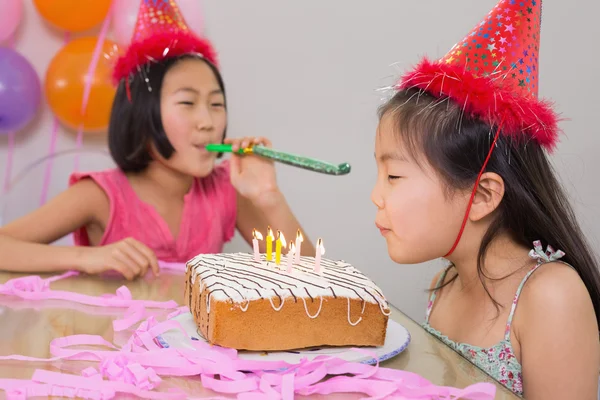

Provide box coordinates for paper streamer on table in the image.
[0,263,498,399]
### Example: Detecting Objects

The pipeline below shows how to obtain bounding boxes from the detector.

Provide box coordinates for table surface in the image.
[0,270,519,399]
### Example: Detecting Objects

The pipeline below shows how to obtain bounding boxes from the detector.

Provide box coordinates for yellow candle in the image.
[275,231,286,265]
[266,227,274,261]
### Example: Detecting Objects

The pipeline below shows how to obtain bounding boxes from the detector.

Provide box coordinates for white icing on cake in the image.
[186,252,390,323]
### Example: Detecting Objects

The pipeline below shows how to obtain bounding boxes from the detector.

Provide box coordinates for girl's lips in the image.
[375,223,391,235]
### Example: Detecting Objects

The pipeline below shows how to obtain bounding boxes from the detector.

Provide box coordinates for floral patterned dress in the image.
[422,241,566,397]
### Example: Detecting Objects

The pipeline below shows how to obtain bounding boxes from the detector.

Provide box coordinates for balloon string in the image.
[74,2,113,172]
[2,33,17,195]
[39,116,62,206]
[39,32,71,206]
[6,149,111,195]
[3,133,15,195]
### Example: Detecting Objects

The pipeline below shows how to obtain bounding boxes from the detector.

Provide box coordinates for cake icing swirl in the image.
[186,252,391,320]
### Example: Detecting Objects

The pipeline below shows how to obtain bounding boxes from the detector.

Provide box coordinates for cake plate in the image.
[156,311,410,365]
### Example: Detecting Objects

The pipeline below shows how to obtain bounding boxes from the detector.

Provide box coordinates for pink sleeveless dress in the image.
[68,161,237,263]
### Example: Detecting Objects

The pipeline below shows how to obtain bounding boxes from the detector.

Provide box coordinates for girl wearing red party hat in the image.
[0,0,314,277]
[372,0,599,397]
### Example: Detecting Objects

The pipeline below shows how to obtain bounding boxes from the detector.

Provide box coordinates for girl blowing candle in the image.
[372,1,599,398]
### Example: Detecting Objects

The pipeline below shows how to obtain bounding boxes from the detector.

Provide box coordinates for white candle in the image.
[286,242,296,273]
[252,229,263,262]
[314,238,325,274]
[294,229,303,263]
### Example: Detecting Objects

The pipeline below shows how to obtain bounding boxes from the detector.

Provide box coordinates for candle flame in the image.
[252,229,263,240]
[277,231,287,247]
[267,226,274,239]
[317,238,325,255]
[289,242,296,253]
[296,229,304,242]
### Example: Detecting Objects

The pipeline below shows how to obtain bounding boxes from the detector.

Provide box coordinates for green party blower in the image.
[205,144,351,176]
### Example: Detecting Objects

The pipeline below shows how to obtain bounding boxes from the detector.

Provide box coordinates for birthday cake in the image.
[184,252,390,351]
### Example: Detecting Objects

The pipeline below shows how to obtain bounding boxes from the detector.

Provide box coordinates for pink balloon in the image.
[112,0,204,45]
[0,0,23,42]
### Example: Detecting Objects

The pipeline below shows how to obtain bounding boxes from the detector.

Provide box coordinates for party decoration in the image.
[205,144,352,176]
[0,48,41,134]
[112,0,205,45]
[0,0,23,43]
[33,0,112,32]
[113,0,216,85]
[396,0,558,151]
[0,266,497,399]
[45,37,121,133]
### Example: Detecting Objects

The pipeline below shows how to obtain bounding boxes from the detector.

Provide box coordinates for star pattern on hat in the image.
[132,0,190,44]
[441,0,541,98]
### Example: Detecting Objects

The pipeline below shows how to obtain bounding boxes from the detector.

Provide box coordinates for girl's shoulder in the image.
[518,261,589,313]
[513,261,596,344]
[69,168,125,189]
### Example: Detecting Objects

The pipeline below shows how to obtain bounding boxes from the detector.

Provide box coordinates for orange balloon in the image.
[33,0,112,32]
[45,37,121,133]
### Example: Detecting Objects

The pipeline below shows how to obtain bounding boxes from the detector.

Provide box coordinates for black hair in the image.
[379,87,600,330]
[108,55,226,172]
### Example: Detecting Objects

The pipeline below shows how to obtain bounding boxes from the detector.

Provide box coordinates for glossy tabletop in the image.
[0,271,519,399]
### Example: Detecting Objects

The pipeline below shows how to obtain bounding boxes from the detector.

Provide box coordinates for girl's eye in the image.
[388,175,401,181]
[179,101,194,106]
[211,103,225,108]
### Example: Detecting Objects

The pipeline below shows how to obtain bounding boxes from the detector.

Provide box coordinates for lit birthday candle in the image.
[265,227,275,262]
[252,229,263,262]
[275,231,286,265]
[294,229,303,263]
[286,242,296,273]
[314,238,325,274]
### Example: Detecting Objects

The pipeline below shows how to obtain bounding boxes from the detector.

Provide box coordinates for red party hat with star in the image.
[397,0,559,151]
[112,0,218,84]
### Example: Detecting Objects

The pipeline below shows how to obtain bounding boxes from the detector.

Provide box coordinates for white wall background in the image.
[1,0,598,322]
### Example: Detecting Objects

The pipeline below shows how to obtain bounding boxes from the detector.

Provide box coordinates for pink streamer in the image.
[0,313,497,399]
[157,261,186,273]
[73,3,113,172]
[0,269,497,399]
[0,271,178,310]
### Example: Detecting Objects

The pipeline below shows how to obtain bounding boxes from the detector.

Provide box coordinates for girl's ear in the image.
[469,172,505,222]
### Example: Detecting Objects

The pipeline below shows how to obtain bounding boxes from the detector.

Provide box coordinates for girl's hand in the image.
[227,137,282,209]
[78,238,160,280]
